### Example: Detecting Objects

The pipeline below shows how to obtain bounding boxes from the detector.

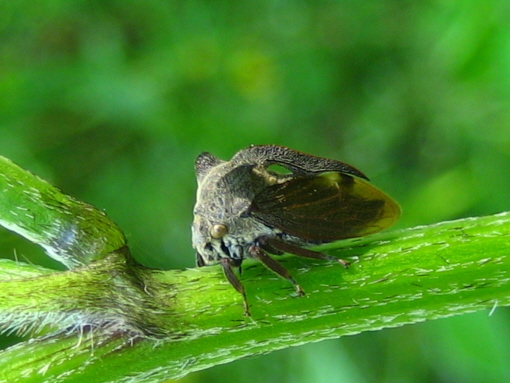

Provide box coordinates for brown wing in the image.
[249,172,400,242]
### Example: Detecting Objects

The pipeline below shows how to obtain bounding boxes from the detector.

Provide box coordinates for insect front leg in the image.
[220,258,251,316]
[249,244,304,296]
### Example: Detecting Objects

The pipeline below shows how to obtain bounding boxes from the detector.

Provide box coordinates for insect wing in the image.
[249,172,400,242]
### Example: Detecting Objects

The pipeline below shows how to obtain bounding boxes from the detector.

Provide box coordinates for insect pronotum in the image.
[192,145,400,315]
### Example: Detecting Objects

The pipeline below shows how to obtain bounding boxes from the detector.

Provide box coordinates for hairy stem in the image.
[0,156,126,267]
[0,155,509,382]
[0,212,509,382]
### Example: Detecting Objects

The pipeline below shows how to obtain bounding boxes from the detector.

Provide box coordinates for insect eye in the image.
[210,224,228,239]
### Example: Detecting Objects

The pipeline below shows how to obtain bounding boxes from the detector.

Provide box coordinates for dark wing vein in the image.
[250,173,399,241]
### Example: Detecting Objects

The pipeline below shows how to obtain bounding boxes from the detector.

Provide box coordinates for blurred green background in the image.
[1,1,510,382]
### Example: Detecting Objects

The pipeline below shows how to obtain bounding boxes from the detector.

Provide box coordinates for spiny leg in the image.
[266,238,350,268]
[220,258,251,316]
[249,245,304,296]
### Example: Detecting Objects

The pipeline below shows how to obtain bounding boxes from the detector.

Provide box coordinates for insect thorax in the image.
[192,162,281,265]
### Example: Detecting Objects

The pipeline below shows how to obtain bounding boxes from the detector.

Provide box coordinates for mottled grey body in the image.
[192,150,283,265]
[192,145,367,266]
[191,145,399,315]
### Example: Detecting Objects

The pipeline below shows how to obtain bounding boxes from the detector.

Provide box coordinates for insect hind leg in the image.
[266,238,350,268]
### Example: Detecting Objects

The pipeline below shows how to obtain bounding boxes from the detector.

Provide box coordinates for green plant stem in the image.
[0,156,126,267]
[1,212,509,382]
[0,155,509,382]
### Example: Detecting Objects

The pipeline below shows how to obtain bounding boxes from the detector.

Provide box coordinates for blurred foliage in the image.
[0,1,509,382]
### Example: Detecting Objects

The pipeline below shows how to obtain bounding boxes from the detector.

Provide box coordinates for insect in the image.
[192,145,400,315]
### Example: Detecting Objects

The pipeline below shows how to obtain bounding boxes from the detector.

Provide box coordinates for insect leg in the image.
[196,252,206,267]
[249,245,304,296]
[266,238,350,268]
[220,258,251,316]
[258,241,285,255]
